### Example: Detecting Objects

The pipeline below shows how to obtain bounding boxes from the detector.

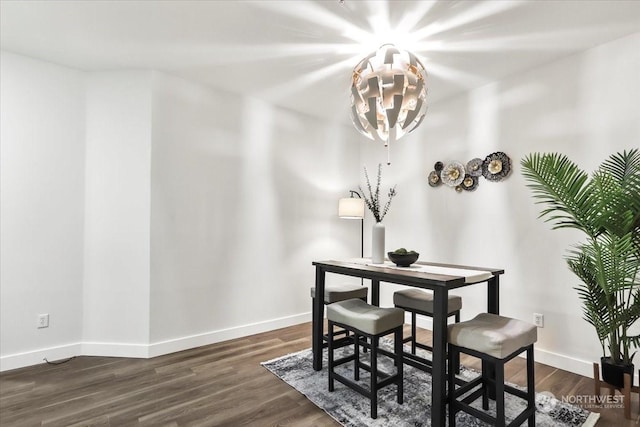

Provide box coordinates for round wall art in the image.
[427,152,512,193]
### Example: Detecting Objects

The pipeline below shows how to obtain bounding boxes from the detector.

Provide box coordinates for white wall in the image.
[360,32,640,378]
[148,72,360,352]
[0,52,85,369]
[0,56,361,368]
[82,71,153,355]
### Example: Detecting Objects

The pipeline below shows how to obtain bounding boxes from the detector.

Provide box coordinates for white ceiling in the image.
[2,0,640,122]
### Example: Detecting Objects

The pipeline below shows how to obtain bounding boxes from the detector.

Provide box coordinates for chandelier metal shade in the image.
[350,44,428,164]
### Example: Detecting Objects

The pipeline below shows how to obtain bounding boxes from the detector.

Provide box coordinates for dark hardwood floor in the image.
[0,323,636,426]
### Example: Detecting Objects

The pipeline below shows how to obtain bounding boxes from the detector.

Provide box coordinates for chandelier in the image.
[350,44,428,164]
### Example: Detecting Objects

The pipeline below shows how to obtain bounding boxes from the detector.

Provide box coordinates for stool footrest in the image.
[402,351,432,372]
[508,407,536,427]
[323,329,349,342]
[461,387,484,405]
[453,376,482,397]
[504,384,528,400]
[332,372,372,398]
[378,374,401,389]
[376,347,395,359]
[322,335,354,347]
[414,342,433,352]
[402,334,433,352]
[455,400,496,424]
[332,354,357,367]
[356,362,395,380]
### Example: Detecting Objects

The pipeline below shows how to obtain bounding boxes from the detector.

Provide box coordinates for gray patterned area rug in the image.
[262,346,600,427]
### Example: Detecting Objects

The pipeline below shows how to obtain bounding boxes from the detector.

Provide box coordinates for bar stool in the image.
[447,313,537,427]
[311,284,368,348]
[327,298,404,419]
[393,288,462,373]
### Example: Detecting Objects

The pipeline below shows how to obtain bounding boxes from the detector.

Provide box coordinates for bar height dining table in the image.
[312,259,504,427]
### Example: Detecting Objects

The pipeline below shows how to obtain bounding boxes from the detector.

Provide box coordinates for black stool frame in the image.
[448,343,535,427]
[328,319,403,419]
[394,303,461,374]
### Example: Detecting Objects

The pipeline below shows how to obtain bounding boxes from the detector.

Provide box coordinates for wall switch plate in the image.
[37,314,49,329]
[533,313,544,328]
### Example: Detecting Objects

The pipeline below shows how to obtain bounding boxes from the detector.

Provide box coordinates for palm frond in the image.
[600,148,640,184]
[520,153,596,235]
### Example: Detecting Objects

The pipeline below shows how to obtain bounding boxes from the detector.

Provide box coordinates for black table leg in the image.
[486,275,500,399]
[431,287,448,427]
[488,275,500,314]
[312,266,325,371]
[371,279,380,306]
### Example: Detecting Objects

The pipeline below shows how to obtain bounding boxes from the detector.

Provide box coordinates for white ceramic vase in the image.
[372,222,385,264]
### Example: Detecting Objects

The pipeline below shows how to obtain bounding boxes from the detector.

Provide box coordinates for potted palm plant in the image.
[521,149,640,388]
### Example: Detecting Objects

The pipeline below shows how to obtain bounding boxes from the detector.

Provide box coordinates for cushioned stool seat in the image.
[327,299,404,419]
[328,299,404,335]
[448,313,537,427]
[393,289,462,373]
[311,284,368,350]
[394,288,462,314]
[448,313,537,359]
[310,284,368,303]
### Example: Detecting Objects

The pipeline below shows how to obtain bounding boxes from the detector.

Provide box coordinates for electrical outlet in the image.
[37,314,49,329]
[533,313,544,328]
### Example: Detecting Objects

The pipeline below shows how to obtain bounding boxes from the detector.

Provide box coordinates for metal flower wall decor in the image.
[428,152,512,192]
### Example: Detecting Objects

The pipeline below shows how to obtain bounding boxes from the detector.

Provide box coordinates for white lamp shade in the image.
[338,197,365,219]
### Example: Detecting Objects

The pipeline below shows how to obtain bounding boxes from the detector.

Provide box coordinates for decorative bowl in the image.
[388,251,419,267]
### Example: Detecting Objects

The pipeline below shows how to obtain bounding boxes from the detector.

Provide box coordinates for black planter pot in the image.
[601,357,634,388]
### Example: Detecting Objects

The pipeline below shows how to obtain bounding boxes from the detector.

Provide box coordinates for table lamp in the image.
[338,190,364,259]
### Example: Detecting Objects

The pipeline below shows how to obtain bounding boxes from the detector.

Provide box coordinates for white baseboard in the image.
[0,313,310,372]
[531,347,592,377]
[0,343,82,372]
[531,347,640,385]
[81,342,150,358]
[147,312,310,358]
